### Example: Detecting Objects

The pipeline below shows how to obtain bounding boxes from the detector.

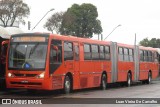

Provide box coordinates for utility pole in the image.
[28,21,31,30]
[134,33,137,46]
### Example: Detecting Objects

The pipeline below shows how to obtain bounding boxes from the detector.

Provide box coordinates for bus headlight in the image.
[37,72,45,78]
[8,72,14,77]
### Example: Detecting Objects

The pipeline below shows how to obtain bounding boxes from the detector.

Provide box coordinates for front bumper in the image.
[6,78,51,90]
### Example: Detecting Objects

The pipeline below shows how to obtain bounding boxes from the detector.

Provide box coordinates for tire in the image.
[127,73,131,87]
[146,72,152,84]
[64,75,71,94]
[101,74,107,90]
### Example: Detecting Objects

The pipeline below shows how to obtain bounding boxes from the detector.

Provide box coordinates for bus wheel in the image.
[127,73,131,87]
[64,75,71,94]
[146,72,152,84]
[101,74,107,90]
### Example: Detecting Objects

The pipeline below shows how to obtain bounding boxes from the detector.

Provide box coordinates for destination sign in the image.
[11,36,47,42]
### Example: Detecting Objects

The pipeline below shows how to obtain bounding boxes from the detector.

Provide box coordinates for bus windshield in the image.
[8,42,48,70]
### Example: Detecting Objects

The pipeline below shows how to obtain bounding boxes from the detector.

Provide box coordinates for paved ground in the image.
[0,78,160,107]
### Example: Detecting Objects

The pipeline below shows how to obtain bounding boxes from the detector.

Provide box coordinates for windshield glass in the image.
[9,43,48,70]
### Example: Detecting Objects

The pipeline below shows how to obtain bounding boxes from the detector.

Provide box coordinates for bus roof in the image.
[10,33,160,51]
[117,42,134,48]
[139,45,158,51]
[11,33,112,45]
[50,34,112,45]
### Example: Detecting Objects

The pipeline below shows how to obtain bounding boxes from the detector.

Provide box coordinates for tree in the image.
[60,3,103,38]
[44,12,64,34]
[0,0,30,27]
[139,38,160,48]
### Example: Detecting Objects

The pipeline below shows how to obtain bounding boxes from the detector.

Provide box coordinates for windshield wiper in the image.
[14,43,19,50]
[28,43,39,58]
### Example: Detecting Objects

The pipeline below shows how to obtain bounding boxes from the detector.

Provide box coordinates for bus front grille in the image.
[11,82,42,86]
[13,74,37,77]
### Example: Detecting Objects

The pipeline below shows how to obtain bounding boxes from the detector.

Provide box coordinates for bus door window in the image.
[140,50,144,62]
[124,48,129,61]
[129,49,134,62]
[99,46,105,60]
[64,41,73,61]
[143,51,148,62]
[50,40,62,74]
[74,44,79,61]
[74,43,80,74]
[118,47,124,61]
[105,46,110,60]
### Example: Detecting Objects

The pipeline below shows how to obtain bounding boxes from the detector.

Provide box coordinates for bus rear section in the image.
[6,33,52,90]
[138,47,159,83]
[110,43,159,86]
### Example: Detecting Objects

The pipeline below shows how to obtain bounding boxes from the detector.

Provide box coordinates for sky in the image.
[22,0,160,45]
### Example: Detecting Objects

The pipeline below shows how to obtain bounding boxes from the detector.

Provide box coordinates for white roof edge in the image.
[156,48,160,54]
[0,26,24,39]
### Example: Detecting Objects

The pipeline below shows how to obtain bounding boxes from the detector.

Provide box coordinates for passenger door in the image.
[74,42,80,73]
[49,40,62,74]
[73,42,80,89]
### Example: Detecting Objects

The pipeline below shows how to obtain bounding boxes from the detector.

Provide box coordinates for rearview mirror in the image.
[52,45,58,51]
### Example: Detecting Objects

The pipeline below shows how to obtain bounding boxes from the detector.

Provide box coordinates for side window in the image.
[105,46,110,60]
[50,40,62,63]
[124,48,129,61]
[154,52,159,62]
[100,45,105,60]
[118,47,123,61]
[129,49,134,62]
[64,41,73,60]
[91,45,99,60]
[140,50,144,61]
[84,44,91,60]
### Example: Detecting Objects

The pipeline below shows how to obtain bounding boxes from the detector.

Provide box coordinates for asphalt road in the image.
[0,79,160,107]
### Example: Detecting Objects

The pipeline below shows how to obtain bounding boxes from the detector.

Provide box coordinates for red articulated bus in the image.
[6,33,159,93]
